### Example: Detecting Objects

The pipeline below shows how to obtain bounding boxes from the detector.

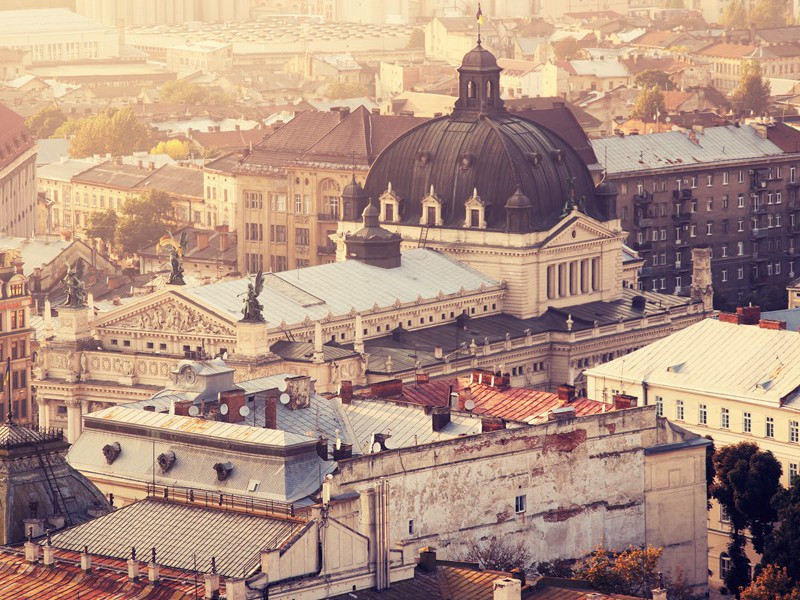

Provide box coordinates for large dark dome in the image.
[362,44,606,233]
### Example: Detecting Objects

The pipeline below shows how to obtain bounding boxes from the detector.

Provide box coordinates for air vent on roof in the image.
[102,442,121,464]
[666,361,686,373]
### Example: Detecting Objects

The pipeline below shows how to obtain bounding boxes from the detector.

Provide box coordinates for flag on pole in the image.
[477,3,484,24]
[3,358,9,388]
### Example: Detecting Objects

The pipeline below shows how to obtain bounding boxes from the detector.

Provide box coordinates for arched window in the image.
[320,179,340,219]
[486,80,494,105]
[467,80,476,99]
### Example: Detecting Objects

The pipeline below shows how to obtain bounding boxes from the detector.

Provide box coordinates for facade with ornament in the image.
[33,43,717,444]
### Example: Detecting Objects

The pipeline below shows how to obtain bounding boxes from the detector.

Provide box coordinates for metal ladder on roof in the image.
[34,443,73,527]
[418,225,430,249]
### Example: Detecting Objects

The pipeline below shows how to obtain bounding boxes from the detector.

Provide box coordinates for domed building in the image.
[337,41,629,320]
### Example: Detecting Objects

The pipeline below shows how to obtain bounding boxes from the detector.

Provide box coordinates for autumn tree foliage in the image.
[741,565,800,600]
[631,86,667,121]
[57,108,150,158]
[730,61,771,117]
[574,545,662,597]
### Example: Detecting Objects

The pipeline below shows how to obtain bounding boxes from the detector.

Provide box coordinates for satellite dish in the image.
[188,405,200,417]
[279,393,291,405]
[277,380,288,392]
[239,405,250,417]
[465,399,475,411]
[220,404,229,415]
[372,442,382,454]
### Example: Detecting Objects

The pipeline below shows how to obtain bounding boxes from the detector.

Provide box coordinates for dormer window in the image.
[379,182,401,223]
[420,185,443,227]
[464,188,486,229]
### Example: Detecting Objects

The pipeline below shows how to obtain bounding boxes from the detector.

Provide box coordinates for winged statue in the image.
[157,230,189,286]
[240,270,265,323]
[62,260,87,308]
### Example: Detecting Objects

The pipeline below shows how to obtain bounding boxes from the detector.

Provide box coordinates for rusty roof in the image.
[0,103,34,172]
[0,547,201,599]
[361,376,609,423]
[697,42,758,58]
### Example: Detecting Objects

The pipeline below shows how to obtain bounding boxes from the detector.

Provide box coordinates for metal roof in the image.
[183,249,499,326]
[591,125,785,175]
[0,235,72,275]
[587,318,800,405]
[36,158,95,181]
[48,499,302,578]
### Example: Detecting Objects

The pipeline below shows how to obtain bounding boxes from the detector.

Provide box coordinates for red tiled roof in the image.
[0,548,203,599]
[697,42,757,58]
[368,377,610,422]
[662,90,693,111]
[0,103,34,172]
[190,127,268,151]
[630,30,685,48]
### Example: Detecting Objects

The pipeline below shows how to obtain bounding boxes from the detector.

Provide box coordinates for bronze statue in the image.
[157,231,189,286]
[240,270,265,323]
[62,260,87,308]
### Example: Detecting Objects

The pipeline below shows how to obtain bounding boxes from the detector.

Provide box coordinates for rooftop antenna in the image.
[476,2,483,46]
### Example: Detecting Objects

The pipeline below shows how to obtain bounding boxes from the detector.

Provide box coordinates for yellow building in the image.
[586,309,800,596]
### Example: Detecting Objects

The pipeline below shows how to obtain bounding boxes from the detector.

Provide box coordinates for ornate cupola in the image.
[341,175,370,221]
[452,40,504,117]
[505,186,532,233]
[345,201,402,269]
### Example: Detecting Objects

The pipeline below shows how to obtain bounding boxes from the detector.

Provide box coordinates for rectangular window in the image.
[744,411,752,433]
[514,494,526,513]
[791,463,799,485]
[723,171,729,185]
[676,399,684,421]
[275,226,287,242]
[295,227,309,246]
[408,519,414,535]
[655,395,663,417]
[721,407,730,429]
[737,194,745,208]
[699,404,707,425]
[767,416,775,438]
[791,421,799,443]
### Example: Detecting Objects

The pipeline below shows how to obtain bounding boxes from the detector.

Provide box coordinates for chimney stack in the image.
[148,548,160,583]
[263,393,277,429]
[340,380,353,404]
[759,319,786,330]
[737,305,761,325]
[556,384,576,402]
[332,442,353,461]
[419,547,437,572]
[431,406,451,432]
[482,417,506,432]
[493,577,522,600]
[80,546,91,571]
[612,393,638,409]
[128,548,140,581]
[204,557,220,599]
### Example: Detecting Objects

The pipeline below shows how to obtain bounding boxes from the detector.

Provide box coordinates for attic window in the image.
[247,479,261,492]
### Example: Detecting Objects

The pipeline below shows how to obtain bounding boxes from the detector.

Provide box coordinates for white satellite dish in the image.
[188,405,200,417]
[220,404,229,415]
[277,380,288,392]
[239,405,250,417]
[464,399,475,411]
[279,393,291,405]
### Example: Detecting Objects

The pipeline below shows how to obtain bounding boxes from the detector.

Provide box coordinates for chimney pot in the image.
[431,406,451,432]
[493,577,522,600]
[128,558,140,581]
[80,548,92,571]
[737,305,761,325]
[340,380,353,404]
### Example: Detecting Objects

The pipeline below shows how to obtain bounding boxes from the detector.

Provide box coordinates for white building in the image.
[0,9,119,64]
[166,41,234,75]
[76,0,250,27]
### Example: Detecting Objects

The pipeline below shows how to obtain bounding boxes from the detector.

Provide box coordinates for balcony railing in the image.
[317,212,338,222]
[751,228,768,239]
[672,213,692,224]
[317,245,336,255]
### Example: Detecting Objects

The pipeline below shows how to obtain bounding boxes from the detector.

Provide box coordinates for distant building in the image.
[0,103,37,238]
[695,42,800,93]
[76,0,250,27]
[166,41,233,75]
[0,9,119,64]
[138,226,237,280]
[539,0,629,21]
[425,17,499,65]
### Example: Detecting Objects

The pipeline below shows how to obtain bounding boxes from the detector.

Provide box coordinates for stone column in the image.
[36,398,49,429]
[65,399,82,443]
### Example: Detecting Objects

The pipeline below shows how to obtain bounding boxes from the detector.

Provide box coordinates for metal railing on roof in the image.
[0,425,64,450]
[145,483,311,521]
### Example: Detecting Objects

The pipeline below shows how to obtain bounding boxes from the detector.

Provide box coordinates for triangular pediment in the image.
[94,292,236,337]
[541,212,617,249]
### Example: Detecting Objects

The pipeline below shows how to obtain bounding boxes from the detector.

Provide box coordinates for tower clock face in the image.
[182,366,197,385]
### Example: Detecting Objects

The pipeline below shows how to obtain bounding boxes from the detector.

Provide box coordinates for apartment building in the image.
[0,249,31,424]
[0,104,37,238]
[586,309,800,595]
[592,123,800,309]
[696,42,800,93]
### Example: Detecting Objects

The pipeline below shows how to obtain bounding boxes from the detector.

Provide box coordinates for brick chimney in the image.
[556,384,576,402]
[759,319,786,330]
[196,230,210,251]
[737,305,761,325]
[340,380,353,404]
[220,389,246,422]
[482,417,506,432]
[218,231,230,252]
[370,379,403,398]
[718,312,742,324]
[431,406,451,432]
[613,393,638,409]
[263,393,277,429]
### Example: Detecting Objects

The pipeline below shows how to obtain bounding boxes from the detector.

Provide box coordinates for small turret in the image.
[505,186,532,233]
[341,176,370,221]
[345,201,402,269]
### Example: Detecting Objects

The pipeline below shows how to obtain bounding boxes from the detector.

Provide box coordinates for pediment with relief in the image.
[541,213,617,249]
[97,296,235,337]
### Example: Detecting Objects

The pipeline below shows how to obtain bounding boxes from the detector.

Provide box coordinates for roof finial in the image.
[476,2,484,46]
[387,181,392,193]
[430,184,435,196]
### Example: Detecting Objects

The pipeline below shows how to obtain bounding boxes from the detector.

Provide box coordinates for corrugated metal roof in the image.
[569,59,629,78]
[587,318,800,405]
[49,499,302,578]
[184,249,499,326]
[86,407,316,448]
[0,235,72,275]
[591,125,784,175]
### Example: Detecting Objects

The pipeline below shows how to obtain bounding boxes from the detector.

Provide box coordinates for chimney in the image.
[340,380,353,404]
[549,405,577,421]
[418,547,437,572]
[369,379,403,398]
[226,578,248,600]
[24,534,39,563]
[510,568,525,586]
[613,393,638,409]
[173,400,194,416]
[332,442,353,461]
[482,417,506,432]
[737,305,761,325]
[458,387,472,411]
[263,393,277,429]
[205,558,220,599]
[148,162,156,171]
[43,540,55,566]
[316,437,329,460]
[416,372,430,385]
[718,312,742,324]
[196,230,210,251]
[431,406,451,432]
[148,549,160,583]
[493,577,522,600]
[218,232,229,252]
[80,546,91,572]
[220,389,246,422]
[556,384,576,402]
[372,108,381,115]
[128,548,140,581]
[759,319,786,330]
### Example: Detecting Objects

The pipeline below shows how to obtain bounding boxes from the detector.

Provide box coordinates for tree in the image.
[86,209,118,244]
[741,565,800,600]
[63,107,150,158]
[722,0,748,28]
[462,538,532,572]
[750,0,788,27]
[159,80,232,105]
[553,37,581,61]
[631,86,667,121]
[116,189,175,256]
[150,139,194,160]
[730,61,771,117]
[25,105,66,138]
[325,80,371,99]
[634,70,675,91]
[762,481,800,581]
[573,545,662,598]
[706,436,717,509]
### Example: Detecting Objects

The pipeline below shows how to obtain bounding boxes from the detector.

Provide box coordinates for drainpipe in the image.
[641,381,649,406]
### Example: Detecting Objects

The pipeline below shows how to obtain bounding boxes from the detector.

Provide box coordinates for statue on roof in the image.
[157,231,189,286]
[240,270,265,323]
[61,260,87,308]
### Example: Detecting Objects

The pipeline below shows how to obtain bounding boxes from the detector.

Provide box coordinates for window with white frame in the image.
[744,411,752,433]
[676,399,684,421]
[721,407,730,429]
[655,396,663,417]
[723,171,729,185]
[515,494,527,513]
[720,505,731,523]
[767,416,775,438]
[791,420,799,443]
[699,404,707,425]
[737,194,745,208]
[721,269,728,282]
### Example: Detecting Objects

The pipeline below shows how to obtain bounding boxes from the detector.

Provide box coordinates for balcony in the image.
[672,213,692,224]
[634,192,653,206]
[317,212,338,222]
[751,228,768,239]
[317,245,336,256]
[753,205,768,216]
[752,252,769,263]
[637,217,655,227]
[633,241,652,252]
[672,188,692,201]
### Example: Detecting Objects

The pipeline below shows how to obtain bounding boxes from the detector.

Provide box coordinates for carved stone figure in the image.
[61,261,87,308]
[79,352,88,375]
[158,231,189,286]
[240,271,265,323]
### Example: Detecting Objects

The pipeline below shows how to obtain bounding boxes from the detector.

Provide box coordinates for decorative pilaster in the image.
[65,398,82,443]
